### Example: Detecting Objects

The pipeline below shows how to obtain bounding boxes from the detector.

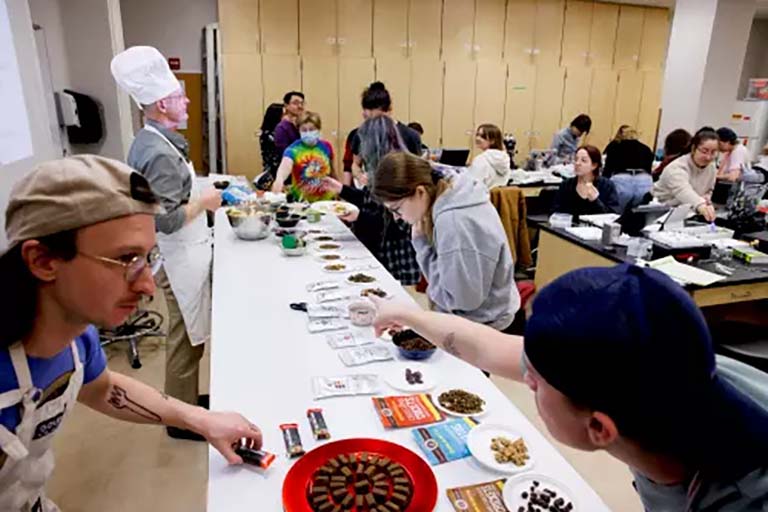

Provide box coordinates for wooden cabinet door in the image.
[637,69,663,149]
[260,0,299,55]
[534,0,565,66]
[375,55,411,122]
[612,69,643,134]
[219,0,260,54]
[560,67,592,129]
[588,2,618,68]
[338,58,375,169]
[474,0,507,61]
[505,63,536,154]
[504,0,537,65]
[442,59,477,149]
[302,57,340,151]
[222,53,263,179]
[373,0,409,57]
[442,0,476,59]
[338,0,373,57]
[299,0,337,56]
[586,68,617,150]
[639,7,670,71]
[614,5,644,70]
[408,0,442,58]
[475,59,508,132]
[531,63,565,150]
[560,0,592,67]
[262,55,301,106]
[409,58,444,148]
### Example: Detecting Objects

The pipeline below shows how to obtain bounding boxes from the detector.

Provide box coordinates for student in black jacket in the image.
[552,145,620,216]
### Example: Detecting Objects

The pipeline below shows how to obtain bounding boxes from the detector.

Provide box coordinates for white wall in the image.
[0,0,59,250]
[739,18,768,97]
[120,0,218,73]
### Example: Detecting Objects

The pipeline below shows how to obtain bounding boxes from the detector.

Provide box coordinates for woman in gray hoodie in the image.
[372,152,520,331]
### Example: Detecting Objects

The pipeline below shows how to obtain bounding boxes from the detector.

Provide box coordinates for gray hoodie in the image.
[413,172,520,330]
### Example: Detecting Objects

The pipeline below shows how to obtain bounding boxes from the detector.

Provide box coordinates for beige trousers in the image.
[155,267,204,405]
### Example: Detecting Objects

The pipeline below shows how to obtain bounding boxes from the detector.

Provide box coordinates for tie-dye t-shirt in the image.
[283,139,335,202]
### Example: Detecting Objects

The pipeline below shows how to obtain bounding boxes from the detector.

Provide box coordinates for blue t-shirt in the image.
[0,326,107,434]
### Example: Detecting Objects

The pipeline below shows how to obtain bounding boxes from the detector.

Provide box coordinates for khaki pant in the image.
[155,267,204,406]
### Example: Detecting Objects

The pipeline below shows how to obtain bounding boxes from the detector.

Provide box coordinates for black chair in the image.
[100,309,165,369]
[711,320,768,374]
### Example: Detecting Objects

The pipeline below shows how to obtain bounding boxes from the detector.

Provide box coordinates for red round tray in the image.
[282,438,438,512]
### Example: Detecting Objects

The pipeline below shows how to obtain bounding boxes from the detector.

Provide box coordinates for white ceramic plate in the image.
[315,243,344,252]
[307,234,337,243]
[433,387,489,418]
[466,424,534,475]
[314,253,345,263]
[383,363,437,392]
[502,473,575,511]
[358,287,392,300]
[322,263,350,274]
[312,200,360,217]
[345,273,378,286]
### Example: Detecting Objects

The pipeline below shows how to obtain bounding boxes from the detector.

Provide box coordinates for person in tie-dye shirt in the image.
[272,111,340,202]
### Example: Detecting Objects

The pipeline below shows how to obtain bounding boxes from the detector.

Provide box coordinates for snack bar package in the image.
[280,423,306,458]
[371,394,445,429]
[413,418,478,465]
[446,479,508,512]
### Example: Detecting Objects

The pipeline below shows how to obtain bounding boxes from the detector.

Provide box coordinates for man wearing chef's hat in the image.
[111,46,220,441]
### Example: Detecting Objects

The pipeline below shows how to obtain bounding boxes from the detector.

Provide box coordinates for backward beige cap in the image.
[5,155,161,247]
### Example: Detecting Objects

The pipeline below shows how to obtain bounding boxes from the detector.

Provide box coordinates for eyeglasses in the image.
[79,246,163,283]
[695,147,717,157]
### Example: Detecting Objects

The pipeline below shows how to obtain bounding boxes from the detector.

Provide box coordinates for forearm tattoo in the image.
[443,332,461,357]
[108,385,162,422]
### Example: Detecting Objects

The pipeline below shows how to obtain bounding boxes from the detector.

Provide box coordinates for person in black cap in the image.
[371,264,768,511]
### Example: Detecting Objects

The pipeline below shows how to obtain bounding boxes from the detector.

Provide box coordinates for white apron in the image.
[144,125,213,346]
[0,342,84,512]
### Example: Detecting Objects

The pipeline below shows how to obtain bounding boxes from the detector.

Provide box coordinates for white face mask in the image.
[301,130,320,146]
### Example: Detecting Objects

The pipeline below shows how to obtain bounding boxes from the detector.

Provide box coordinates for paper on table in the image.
[646,256,727,286]
[564,226,603,241]
[579,213,620,228]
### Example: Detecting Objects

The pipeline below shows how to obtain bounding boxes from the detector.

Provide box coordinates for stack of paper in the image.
[580,213,620,228]
[564,226,603,241]
[645,256,726,286]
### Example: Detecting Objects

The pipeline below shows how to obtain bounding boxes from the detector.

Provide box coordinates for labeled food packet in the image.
[412,418,478,465]
[312,374,381,399]
[234,446,276,469]
[306,280,341,293]
[314,291,355,304]
[308,319,348,333]
[280,423,305,458]
[372,394,444,429]
[446,479,508,512]
[307,408,331,440]
[338,345,393,366]
[325,332,375,349]
[306,304,345,319]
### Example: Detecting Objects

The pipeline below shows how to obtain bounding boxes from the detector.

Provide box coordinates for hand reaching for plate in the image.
[370,296,416,337]
[339,210,359,223]
[321,177,343,196]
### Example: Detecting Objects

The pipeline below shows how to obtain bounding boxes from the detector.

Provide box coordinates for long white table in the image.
[207,209,610,511]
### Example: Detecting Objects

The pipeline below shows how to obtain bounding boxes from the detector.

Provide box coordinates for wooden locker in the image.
[260,0,299,55]
[219,0,260,54]
[560,0,592,67]
[612,69,643,134]
[560,67,592,129]
[534,0,565,66]
[338,0,373,57]
[409,58,444,148]
[262,55,301,105]
[373,0,409,57]
[531,63,565,150]
[375,55,411,121]
[222,53,264,179]
[637,70,663,149]
[639,7,670,71]
[504,0,537,65]
[475,60,508,130]
[586,68,617,150]
[614,5,644,70]
[339,58,375,169]
[302,57,340,153]
[299,0,338,56]
[442,0,476,59]
[588,2,618,68]
[442,59,477,150]
[408,0,442,58]
[474,0,507,61]
[505,63,536,154]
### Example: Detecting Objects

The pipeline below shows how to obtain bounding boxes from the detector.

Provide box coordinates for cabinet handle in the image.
[338,37,347,45]
[731,291,753,299]
[326,37,336,45]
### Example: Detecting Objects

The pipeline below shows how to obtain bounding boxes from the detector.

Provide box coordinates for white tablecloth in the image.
[207,209,610,511]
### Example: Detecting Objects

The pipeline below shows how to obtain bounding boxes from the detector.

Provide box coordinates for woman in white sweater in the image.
[467,124,511,190]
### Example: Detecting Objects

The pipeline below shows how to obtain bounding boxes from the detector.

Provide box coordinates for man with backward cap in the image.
[111,46,220,440]
[0,156,261,511]
[372,264,768,510]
